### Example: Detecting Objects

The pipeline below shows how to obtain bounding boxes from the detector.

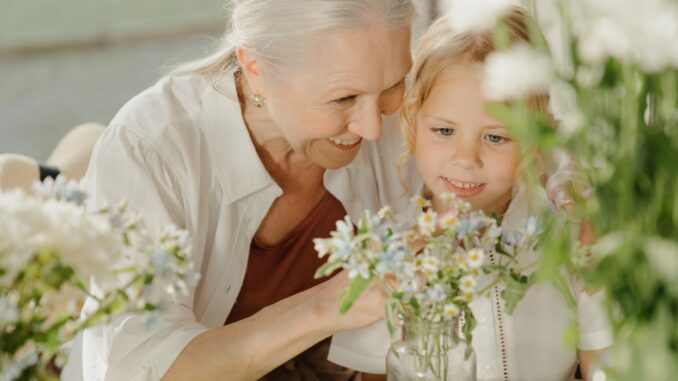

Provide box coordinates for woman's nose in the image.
[348,105,383,141]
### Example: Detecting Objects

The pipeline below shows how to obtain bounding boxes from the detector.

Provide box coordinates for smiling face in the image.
[253,23,412,169]
[414,63,519,216]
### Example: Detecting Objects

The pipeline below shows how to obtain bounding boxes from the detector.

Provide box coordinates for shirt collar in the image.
[200,71,280,204]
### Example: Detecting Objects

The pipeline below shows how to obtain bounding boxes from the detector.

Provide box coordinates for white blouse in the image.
[61,70,421,381]
[328,187,613,381]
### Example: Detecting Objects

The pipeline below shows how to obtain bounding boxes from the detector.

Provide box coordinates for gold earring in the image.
[248,94,266,108]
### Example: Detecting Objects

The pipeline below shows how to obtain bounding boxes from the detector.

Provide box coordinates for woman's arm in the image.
[162,271,386,381]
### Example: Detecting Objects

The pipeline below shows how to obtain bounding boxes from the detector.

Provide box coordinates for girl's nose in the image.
[450,141,483,170]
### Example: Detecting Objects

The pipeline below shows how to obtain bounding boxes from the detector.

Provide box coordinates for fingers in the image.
[579,218,596,246]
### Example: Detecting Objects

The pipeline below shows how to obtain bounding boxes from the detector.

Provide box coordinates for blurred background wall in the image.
[0,0,439,161]
[0,0,226,160]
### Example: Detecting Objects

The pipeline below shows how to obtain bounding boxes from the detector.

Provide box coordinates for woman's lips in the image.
[441,177,486,198]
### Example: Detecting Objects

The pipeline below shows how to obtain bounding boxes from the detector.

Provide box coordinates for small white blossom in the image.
[347,261,370,280]
[425,283,448,302]
[438,211,457,230]
[453,253,469,271]
[335,216,354,238]
[443,303,461,319]
[411,195,432,209]
[418,210,438,236]
[461,291,476,303]
[377,206,392,219]
[421,255,440,277]
[313,238,331,257]
[466,248,486,268]
[459,275,477,293]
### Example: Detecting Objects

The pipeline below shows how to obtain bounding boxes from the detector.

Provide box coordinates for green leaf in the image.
[385,297,400,338]
[339,276,373,314]
[314,261,344,279]
[500,273,533,315]
[550,270,577,311]
[409,296,421,316]
[462,310,477,360]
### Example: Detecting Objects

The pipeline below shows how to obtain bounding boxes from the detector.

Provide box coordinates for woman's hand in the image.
[315,270,388,332]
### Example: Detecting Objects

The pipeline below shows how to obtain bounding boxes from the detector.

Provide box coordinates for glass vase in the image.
[386,317,476,381]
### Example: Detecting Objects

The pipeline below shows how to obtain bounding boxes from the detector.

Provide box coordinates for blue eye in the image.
[434,128,455,137]
[486,134,508,143]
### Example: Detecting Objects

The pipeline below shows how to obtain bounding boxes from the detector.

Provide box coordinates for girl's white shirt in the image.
[61,71,421,381]
[328,186,613,380]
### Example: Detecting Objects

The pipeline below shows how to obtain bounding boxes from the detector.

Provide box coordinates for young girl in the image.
[328,9,611,381]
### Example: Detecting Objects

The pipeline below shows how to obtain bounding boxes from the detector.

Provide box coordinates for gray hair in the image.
[175,0,417,78]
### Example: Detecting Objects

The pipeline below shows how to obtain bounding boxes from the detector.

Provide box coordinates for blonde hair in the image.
[398,7,550,199]
[174,0,416,80]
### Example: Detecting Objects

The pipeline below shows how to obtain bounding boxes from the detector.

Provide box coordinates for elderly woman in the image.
[63,1,420,380]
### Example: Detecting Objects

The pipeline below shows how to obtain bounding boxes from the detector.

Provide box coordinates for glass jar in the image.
[386,317,476,381]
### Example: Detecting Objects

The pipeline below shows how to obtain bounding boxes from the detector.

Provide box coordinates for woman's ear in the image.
[236,48,266,95]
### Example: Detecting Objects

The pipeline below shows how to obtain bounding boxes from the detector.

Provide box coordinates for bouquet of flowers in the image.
[314,193,540,371]
[0,177,199,381]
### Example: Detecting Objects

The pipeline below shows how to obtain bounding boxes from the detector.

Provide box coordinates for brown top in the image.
[225,191,358,381]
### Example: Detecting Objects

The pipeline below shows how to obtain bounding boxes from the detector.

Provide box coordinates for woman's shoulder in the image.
[111,74,225,137]
[103,72,242,163]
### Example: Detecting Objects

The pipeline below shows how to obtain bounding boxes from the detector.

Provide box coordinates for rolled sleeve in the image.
[328,321,390,374]
[64,302,208,381]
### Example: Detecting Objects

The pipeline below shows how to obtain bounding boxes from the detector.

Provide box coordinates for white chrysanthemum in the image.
[483,43,555,101]
[417,210,438,236]
[459,274,477,293]
[466,248,486,268]
[439,0,520,33]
